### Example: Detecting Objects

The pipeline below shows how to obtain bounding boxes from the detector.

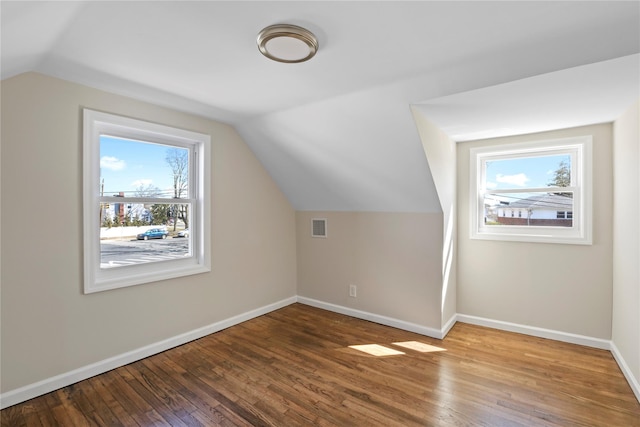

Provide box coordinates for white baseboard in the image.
[610,341,640,403]
[296,296,449,339]
[456,313,611,350]
[0,296,297,410]
[441,313,457,337]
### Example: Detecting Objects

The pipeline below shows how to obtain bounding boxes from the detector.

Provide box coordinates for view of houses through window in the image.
[99,136,192,268]
[482,154,573,228]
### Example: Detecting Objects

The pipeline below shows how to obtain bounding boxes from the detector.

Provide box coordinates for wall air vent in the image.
[311,218,327,238]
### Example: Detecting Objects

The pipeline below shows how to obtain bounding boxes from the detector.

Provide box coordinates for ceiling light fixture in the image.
[257,24,318,63]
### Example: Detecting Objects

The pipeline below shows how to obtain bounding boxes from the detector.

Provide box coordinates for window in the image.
[470,136,592,244]
[556,211,572,220]
[83,109,211,293]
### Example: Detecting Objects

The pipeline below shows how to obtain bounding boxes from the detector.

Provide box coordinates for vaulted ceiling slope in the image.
[2,1,639,212]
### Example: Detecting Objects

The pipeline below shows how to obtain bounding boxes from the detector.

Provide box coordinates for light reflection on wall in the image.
[442,208,454,312]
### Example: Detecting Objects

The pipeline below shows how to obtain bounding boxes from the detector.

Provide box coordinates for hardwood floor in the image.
[2,303,639,426]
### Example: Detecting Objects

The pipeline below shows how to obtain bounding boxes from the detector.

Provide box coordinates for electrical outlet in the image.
[349,284,357,298]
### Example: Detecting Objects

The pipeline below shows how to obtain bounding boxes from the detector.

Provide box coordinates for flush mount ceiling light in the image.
[257,24,318,63]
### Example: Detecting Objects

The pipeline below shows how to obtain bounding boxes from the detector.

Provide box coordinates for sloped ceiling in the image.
[2,1,639,212]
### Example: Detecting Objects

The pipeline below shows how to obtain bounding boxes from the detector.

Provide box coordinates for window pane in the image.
[485,154,571,190]
[484,192,573,227]
[100,136,189,199]
[99,202,191,268]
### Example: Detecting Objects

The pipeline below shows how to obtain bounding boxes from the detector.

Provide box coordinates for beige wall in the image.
[296,211,443,329]
[412,108,457,326]
[612,100,640,384]
[457,124,613,339]
[0,73,297,392]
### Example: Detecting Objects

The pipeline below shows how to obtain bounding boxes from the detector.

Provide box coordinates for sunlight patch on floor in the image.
[393,341,446,353]
[349,344,406,357]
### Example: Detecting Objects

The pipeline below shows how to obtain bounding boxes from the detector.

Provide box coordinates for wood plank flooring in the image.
[2,303,639,426]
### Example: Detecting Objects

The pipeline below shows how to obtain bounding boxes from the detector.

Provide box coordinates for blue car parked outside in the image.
[137,228,169,240]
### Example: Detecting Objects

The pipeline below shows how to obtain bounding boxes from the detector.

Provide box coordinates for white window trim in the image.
[470,136,592,245]
[83,109,211,293]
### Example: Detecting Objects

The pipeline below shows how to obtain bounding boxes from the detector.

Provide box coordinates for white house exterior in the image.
[489,193,573,226]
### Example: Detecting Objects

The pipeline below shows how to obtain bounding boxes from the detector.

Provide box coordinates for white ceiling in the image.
[2,1,639,212]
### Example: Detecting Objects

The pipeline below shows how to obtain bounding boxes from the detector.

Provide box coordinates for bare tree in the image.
[134,183,162,198]
[165,148,189,231]
[135,183,164,225]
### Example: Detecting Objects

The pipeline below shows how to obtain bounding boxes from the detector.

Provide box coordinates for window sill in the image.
[472,227,592,245]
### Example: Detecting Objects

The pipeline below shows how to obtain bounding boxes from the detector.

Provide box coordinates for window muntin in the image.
[84,110,211,293]
[470,136,592,244]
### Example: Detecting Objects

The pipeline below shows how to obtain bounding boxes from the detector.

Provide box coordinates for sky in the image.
[485,154,570,190]
[99,136,187,197]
